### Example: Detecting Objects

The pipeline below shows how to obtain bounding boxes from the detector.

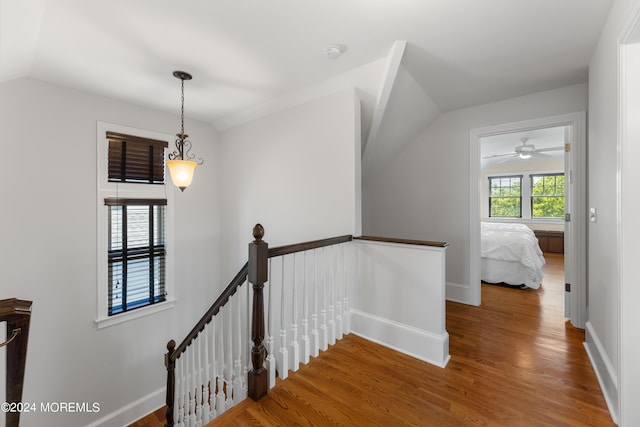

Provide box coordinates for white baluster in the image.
[195,339,203,427]
[335,244,344,340]
[301,250,310,364]
[216,313,226,415]
[226,303,234,408]
[320,247,329,351]
[290,253,300,372]
[328,246,336,346]
[344,243,351,334]
[209,317,218,420]
[266,258,276,387]
[245,279,251,382]
[187,342,198,427]
[225,380,233,411]
[279,256,290,379]
[234,285,246,401]
[202,327,211,425]
[177,356,185,427]
[311,249,320,357]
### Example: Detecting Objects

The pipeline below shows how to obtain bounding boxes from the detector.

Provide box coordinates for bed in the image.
[481,222,546,289]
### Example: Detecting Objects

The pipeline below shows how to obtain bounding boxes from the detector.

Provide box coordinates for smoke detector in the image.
[323,44,344,60]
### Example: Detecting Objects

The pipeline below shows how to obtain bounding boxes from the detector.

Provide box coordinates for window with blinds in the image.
[106,131,169,184]
[106,199,167,315]
[102,129,170,318]
[97,123,174,327]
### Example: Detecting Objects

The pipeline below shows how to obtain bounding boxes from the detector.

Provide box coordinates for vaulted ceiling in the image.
[1,0,613,176]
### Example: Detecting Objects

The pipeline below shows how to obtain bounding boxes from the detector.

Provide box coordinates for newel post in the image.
[248,223,268,401]
[164,340,176,427]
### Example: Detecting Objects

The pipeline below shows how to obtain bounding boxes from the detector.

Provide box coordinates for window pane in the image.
[108,203,166,315]
[489,176,522,218]
[531,173,565,218]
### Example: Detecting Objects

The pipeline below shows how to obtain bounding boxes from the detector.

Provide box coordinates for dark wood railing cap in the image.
[0,298,32,317]
[354,235,449,248]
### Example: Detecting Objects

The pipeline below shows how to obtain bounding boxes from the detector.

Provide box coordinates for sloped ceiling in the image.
[0,0,613,176]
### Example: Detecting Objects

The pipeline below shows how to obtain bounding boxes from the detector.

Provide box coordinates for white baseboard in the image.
[350,309,450,368]
[584,321,619,425]
[446,282,471,304]
[85,388,165,427]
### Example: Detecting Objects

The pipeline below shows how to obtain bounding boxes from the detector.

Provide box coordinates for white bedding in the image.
[481,222,546,289]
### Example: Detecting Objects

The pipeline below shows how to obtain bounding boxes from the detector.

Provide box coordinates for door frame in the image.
[469,112,587,328]
[618,4,640,423]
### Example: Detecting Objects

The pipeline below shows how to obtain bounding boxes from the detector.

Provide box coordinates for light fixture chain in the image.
[180,78,185,136]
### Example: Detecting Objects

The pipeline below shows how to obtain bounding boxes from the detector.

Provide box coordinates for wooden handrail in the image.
[1,298,32,427]
[167,262,249,363]
[164,263,248,427]
[164,224,362,426]
[354,235,449,248]
[268,235,353,258]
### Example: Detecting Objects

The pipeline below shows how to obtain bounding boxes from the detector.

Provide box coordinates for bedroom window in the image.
[531,173,565,218]
[96,122,176,329]
[488,175,522,218]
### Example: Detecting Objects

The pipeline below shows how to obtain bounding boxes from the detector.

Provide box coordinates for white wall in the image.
[586,0,640,423]
[0,78,221,427]
[218,88,362,280]
[362,83,587,290]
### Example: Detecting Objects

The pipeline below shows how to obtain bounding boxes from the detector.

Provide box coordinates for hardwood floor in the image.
[128,406,166,427]
[133,253,614,426]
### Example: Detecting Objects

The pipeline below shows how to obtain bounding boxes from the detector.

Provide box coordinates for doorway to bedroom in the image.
[469,113,587,329]
[480,126,566,307]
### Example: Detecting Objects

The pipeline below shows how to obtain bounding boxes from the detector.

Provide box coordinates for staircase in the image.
[164,224,449,427]
[164,225,353,426]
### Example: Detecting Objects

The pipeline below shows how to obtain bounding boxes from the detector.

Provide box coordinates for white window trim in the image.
[484,170,565,224]
[95,121,176,329]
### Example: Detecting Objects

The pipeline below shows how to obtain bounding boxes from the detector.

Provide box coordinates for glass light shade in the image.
[519,153,532,159]
[167,159,197,191]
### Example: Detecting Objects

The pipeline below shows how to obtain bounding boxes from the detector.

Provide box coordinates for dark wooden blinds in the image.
[107,131,169,184]
[104,198,167,206]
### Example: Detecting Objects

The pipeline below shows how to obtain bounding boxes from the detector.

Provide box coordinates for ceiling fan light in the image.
[519,153,532,160]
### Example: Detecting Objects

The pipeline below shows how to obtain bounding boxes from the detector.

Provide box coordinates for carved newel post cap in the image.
[253,224,264,242]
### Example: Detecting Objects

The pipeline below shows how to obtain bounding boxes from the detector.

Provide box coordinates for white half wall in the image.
[218,88,362,279]
[351,239,449,367]
[362,83,588,304]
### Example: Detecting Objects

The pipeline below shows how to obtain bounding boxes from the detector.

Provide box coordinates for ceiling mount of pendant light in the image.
[166,70,203,192]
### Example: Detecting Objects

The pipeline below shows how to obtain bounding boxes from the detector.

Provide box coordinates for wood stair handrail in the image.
[166,262,249,363]
[1,298,33,427]
[268,235,353,258]
[164,225,379,426]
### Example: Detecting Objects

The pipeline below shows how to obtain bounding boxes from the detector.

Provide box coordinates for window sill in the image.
[485,217,563,225]
[95,298,176,330]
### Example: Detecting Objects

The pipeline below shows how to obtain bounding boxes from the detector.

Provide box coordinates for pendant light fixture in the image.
[167,70,203,191]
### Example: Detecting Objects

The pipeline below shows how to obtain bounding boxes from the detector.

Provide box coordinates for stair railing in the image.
[1,298,33,427]
[165,224,353,427]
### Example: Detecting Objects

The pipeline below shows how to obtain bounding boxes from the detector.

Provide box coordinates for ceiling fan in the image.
[483,137,564,162]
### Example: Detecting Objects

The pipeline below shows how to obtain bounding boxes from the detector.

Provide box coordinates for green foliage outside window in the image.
[489,176,522,218]
[531,174,565,218]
